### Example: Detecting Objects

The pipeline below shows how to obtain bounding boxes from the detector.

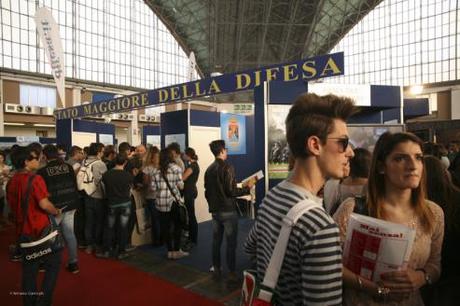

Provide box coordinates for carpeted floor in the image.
[0,224,223,306]
[139,218,254,274]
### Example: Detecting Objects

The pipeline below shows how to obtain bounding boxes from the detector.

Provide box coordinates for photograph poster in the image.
[220,113,246,155]
[267,105,290,179]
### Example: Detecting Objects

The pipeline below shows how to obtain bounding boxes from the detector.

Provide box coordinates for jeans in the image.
[212,211,238,272]
[56,209,78,264]
[84,196,105,249]
[158,211,182,252]
[146,199,161,245]
[74,196,86,246]
[103,203,131,253]
[22,250,62,306]
[127,197,136,245]
[184,195,198,244]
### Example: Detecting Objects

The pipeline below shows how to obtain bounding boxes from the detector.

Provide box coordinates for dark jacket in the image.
[204,158,249,213]
[37,159,79,212]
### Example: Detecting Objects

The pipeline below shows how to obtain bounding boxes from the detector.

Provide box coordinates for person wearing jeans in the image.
[37,144,80,274]
[56,210,78,271]
[99,154,134,259]
[212,211,238,273]
[204,140,254,281]
[79,143,107,254]
[103,203,131,258]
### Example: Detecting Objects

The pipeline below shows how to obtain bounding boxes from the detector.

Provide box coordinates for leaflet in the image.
[343,213,416,282]
[241,170,264,185]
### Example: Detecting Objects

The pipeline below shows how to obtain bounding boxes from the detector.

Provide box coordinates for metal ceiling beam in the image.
[256,0,274,67]
[279,0,301,61]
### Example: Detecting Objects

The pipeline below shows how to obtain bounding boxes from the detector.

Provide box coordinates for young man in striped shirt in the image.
[245,93,357,305]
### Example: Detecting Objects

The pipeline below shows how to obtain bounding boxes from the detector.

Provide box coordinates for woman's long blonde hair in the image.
[367,132,434,233]
[144,146,160,168]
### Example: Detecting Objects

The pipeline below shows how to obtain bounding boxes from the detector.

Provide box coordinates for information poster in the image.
[165,134,186,151]
[220,113,246,155]
[146,135,161,148]
[99,134,113,145]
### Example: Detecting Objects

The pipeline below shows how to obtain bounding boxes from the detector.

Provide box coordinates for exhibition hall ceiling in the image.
[145,0,382,76]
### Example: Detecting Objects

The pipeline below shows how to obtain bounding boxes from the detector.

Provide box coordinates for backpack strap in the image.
[258,198,320,302]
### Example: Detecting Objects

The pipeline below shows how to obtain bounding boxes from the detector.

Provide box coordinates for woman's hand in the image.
[380,269,425,296]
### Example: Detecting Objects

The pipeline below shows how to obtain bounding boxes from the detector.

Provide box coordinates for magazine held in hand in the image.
[343,213,416,282]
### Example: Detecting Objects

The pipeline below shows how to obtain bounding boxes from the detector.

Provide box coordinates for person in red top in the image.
[7,145,62,306]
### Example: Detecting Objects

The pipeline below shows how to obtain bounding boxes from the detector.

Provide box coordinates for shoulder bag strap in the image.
[258,199,320,302]
[161,171,180,203]
[20,174,37,234]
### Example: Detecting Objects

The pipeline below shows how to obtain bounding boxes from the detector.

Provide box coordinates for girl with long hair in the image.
[182,147,200,250]
[142,146,161,246]
[333,132,444,305]
[151,148,186,259]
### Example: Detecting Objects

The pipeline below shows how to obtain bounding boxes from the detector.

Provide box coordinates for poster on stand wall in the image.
[99,134,113,145]
[165,134,186,152]
[267,105,291,179]
[220,113,246,155]
[146,135,161,148]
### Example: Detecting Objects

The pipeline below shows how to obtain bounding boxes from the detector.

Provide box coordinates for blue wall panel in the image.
[371,85,401,108]
[348,110,383,124]
[383,108,402,123]
[404,98,429,118]
[269,79,308,104]
[190,110,220,127]
[142,125,161,145]
[56,119,72,150]
[161,110,188,150]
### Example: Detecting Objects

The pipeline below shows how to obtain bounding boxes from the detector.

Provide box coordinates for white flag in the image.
[188,51,196,82]
[34,8,65,108]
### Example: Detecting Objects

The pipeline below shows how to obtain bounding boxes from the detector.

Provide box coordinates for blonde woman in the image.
[333,132,444,305]
[143,146,161,246]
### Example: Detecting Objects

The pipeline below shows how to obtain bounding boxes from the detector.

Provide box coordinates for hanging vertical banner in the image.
[34,7,65,108]
[221,113,246,155]
[187,51,196,81]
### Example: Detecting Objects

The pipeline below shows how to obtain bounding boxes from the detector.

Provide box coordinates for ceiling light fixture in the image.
[410,85,424,95]
[4,122,26,126]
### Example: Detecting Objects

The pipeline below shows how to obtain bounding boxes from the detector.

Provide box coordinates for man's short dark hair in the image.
[286,93,357,159]
[11,146,33,169]
[43,144,59,160]
[118,142,131,155]
[70,145,82,157]
[209,140,226,157]
[88,142,104,156]
[167,142,181,154]
[114,153,127,166]
[28,142,42,157]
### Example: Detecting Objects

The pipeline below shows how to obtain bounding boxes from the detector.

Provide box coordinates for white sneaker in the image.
[173,250,189,259]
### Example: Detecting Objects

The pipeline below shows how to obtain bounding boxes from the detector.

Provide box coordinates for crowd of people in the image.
[2,93,460,306]
[245,93,460,306]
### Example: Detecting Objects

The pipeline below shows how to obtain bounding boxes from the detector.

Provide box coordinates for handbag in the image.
[162,172,189,230]
[17,175,64,262]
[240,199,318,306]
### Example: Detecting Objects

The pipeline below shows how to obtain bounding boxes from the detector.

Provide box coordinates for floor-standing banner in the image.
[35,7,65,108]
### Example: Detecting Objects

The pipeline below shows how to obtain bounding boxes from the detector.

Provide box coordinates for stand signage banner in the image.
[35,8,65,108]
[54,52,344,120]
[221,113,246,155]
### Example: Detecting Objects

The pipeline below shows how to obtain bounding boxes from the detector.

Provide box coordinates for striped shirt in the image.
[244,180,342,306]
[150,163,184,212]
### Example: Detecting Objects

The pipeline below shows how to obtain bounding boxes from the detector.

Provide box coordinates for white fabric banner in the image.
[34,8,65,108]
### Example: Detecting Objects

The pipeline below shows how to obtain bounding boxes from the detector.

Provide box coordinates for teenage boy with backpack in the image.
[77,142,107,255]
